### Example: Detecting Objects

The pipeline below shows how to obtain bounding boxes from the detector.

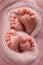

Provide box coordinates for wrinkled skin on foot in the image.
[6,29,20,52]
[18,7,37,34]
[9,7,37,34]
[6,29,34,53]
[19,36,34,53]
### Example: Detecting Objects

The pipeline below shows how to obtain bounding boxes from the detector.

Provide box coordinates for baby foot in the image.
[9,12,24,31]
[19,7,37,34]
[5,29,20,52]
[18,36,34,53]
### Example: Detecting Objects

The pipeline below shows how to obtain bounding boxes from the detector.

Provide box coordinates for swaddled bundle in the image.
[1,6,42,65]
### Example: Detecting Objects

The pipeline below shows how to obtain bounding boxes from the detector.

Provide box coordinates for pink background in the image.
[0,0,43,65]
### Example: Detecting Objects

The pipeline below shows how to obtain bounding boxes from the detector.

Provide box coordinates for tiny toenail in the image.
[31,15,36,19]
[10,17,15,21]
[6,34,10,37]
[10,21,15,24]
[14,24,18,27]
[18,8,24,15]
[31,43,34,47]
[30,47,34,50]
[10,13,17,18]
[29,10,34,16]
[26,9,30,14]
[6,37,10,42]
[10,23,14,26]
[7,31,12,34]
[10,29,16,35]
[7,40,11,44]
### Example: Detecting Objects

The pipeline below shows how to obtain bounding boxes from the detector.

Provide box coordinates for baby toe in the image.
[30,46,34,50]
[31,39,34,47]
[30,14,36,20]
[10,16,15,22]
[10,12,17,19]
[29,9,35,16]
[18,8,25,15]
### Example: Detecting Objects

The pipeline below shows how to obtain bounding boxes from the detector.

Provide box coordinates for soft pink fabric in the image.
[0,0,43,65]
